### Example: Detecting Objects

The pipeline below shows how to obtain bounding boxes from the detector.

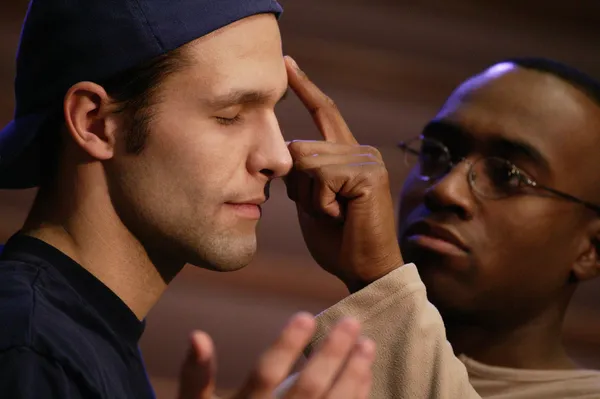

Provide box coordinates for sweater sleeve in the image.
[276,264,481,399]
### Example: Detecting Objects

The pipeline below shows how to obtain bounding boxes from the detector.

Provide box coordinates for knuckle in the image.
[294,157,313,171]
[324,95,338,110]
[361,145,383,160]
[365,163,389,182]
[378,168,390,183]
[294,375,327,397]
[313,166,332,182]
[288,140,320,159]
[310,96,337,117]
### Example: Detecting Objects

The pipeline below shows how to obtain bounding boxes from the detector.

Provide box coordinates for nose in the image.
[246,115,293,180]
[424,160,475,220]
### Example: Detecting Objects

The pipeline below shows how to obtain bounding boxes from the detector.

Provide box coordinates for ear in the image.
[63,82,118,161]
[572,219,600,282]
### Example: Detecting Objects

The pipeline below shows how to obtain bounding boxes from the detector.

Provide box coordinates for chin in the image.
[191,254,255,273]
[187,235,258,273]
[403,248,474,304]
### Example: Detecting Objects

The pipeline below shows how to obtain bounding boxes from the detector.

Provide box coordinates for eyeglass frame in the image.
[397,135,600,214]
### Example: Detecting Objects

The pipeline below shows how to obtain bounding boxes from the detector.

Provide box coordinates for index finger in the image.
[237,313,316,397]
[285,56,358,145]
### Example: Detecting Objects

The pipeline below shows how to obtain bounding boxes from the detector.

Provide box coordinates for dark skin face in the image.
[398,64,600,331]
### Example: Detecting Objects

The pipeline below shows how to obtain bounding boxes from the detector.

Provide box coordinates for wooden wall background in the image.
[1,1,599,396]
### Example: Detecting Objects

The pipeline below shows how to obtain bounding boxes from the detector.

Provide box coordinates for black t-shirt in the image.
[0,234,156,398]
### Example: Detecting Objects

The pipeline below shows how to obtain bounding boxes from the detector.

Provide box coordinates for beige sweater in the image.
[461,355,600,398]
[276,264,600,398]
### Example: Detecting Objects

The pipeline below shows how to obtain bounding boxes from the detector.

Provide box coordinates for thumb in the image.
[178,331,217,399]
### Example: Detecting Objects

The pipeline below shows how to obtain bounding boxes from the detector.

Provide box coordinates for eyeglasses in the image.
[397,136,600,213]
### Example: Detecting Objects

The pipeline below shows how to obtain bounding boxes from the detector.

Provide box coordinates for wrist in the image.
[343,257,405,294]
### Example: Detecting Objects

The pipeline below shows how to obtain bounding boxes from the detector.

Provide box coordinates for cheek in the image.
[478,202,579,279]
[484,201,575,247]
[109,128,231,234]
[147,115,245,194]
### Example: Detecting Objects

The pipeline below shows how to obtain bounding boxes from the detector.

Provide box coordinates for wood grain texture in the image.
[1,1,599,396]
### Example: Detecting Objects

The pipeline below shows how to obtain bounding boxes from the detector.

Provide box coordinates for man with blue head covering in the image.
[0,0,414,397]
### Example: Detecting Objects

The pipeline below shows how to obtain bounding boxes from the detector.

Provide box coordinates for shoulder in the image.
[0,258,84,354]
[0,258,45,348]
[0,345,101,398]
[0,259,104,396]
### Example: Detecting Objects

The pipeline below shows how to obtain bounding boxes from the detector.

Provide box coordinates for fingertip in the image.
[289,312,316,331]
[284,55,299,71]
[284,55,296,67]
[190,330,210,343]
[337,317,361,334]
[323,202,343,221]
[190,331,214,363]
[357,337,376,359]
[285,56,307,82]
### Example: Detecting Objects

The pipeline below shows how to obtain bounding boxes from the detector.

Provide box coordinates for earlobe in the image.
[572,228,600,282]
[63,82,116,161]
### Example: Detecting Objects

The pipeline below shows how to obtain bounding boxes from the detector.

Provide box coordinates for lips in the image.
[224,203,262,219]
[403,221,470,254]
[223,194,267,220]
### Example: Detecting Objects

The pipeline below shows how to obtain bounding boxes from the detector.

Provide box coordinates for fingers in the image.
[283,318,360,398]
[236,313,316,398]
[325,339,375,399]
[285,153,387,219]
[294,154,381,172]
[178,331,217,399]
[285,56,358,145]
[285,169,318,218]
[284,141,384,218]
[287,140,383,161]
[283,320,375,399]
[355,371,374,399]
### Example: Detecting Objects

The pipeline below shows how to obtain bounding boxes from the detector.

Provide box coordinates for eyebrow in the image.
[422,120,464,138]
[206,88,289,109]
[423,120,551,171]
[490,137,550,171]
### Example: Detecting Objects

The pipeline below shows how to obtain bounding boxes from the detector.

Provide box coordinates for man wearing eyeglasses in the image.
[279,58,600,399]
[394,58,600,398]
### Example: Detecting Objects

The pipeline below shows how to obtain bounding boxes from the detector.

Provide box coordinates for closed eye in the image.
[215,115,243,126]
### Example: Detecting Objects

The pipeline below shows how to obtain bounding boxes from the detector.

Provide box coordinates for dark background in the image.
[1,1,599,396]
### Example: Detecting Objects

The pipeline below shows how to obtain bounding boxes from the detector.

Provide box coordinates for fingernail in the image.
[190,331,212,362]
[358,338,375,357]
[286,56,306,77]
[291,312,315,331]
[286,56,299,70]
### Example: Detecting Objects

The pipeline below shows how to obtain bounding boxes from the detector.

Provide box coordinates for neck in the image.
[22,172,184,320]
[445,298,576,370]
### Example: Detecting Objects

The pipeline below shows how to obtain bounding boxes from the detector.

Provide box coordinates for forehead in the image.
[167,14,286,98]
[435,64,600,176]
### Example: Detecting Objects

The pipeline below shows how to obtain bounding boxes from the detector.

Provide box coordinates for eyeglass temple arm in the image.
[397,142,420,156]
[540,186,600,214]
